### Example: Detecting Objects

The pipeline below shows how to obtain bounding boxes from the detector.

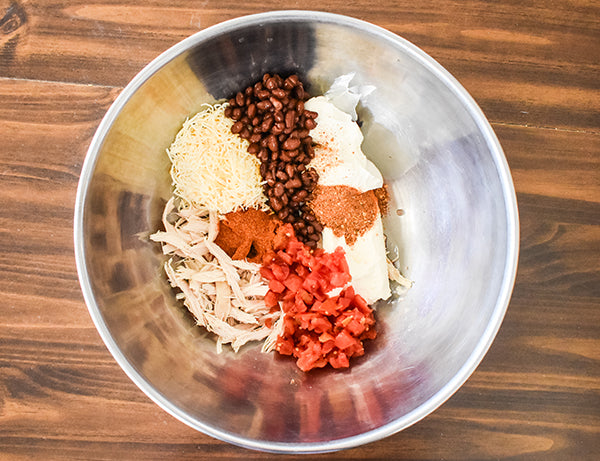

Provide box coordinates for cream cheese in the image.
[306,95,391,304]
[305,96,383,193]
[321,215,390,304]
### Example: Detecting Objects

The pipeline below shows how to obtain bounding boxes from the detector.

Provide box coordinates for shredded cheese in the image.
[167,103,267,214]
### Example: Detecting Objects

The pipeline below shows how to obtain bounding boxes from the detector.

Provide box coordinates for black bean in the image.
[285,110,296,129]
[240,127,251,139]
[274,182,285,197]
[269,97,283,111]
[304,118,317,130]
[272,123,284,135]
[270,197,283,211]
[258,149,269,162]
[267,134,278,152]
[285,164,296,178]
[282,137,301,150]
[272,88,286,99]
[256,100,271,111]
[235,92,245,106]
[231,121,244,134]
[265,78,277,90]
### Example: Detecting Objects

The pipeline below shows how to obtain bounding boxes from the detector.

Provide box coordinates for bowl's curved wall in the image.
[75,11,518,453]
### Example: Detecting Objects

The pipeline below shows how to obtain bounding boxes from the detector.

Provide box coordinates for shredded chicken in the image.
[386,257,413,288]
[150,197,281,353]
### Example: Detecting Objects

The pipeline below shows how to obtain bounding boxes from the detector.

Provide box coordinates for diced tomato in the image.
[260,266,274,280]
[271,263,289,281]
[260,225,377,372]
[337,295,351,309]
[329,351,349,369]
[310,315,332,334]
[295,264,309,278]
[319,332,335,343]
[343,337,365,357]
[296,312,314,330]
[335,329,359,351]
[282,299,295,313]
[353,294,371,314]
[276,250,293,265]
[321,340,335,355]
[330,271,349,288]
[346,318,366,336]
[282,289,296,302]
[302,276,319,292]
[269,279,286,293]
[342,285,355,299]
[314,297,338,316]
[296,289,313,305]
[296,352,318,372]
[264,290,279,308]
[283,316,296,336]
[273,224,294,250]
[284,274,303,292]
[361,328,377,340]
[293,298,308,313]
[336,249,350,275]
[276,337,294,355]
[317,276,329,292]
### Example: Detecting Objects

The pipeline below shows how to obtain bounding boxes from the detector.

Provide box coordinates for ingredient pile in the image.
[151,73,410,371]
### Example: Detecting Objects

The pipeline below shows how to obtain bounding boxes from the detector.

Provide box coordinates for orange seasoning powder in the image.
[215,208,282,263]
[374,184,390,216]
[309,185,380,246]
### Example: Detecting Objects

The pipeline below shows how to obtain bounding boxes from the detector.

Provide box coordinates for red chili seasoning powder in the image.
[215,208,281,263]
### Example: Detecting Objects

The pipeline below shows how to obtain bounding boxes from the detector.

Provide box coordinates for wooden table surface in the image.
[1,0,598,459]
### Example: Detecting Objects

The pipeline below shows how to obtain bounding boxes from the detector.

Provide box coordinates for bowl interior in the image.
[76,11,518,452]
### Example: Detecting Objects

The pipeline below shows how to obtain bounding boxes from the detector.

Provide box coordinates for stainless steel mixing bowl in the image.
[74,10,519,453]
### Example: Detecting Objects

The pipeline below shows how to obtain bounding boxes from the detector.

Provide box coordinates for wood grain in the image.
[0,0,599,459]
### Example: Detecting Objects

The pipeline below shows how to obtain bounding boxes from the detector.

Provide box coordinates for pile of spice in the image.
[310,185,381,245]
[214,208,280,263]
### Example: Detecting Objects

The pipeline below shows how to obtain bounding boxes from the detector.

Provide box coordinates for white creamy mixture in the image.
[305,95,391,304]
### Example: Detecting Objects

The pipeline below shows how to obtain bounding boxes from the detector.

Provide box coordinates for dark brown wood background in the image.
[1,0,598,459]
